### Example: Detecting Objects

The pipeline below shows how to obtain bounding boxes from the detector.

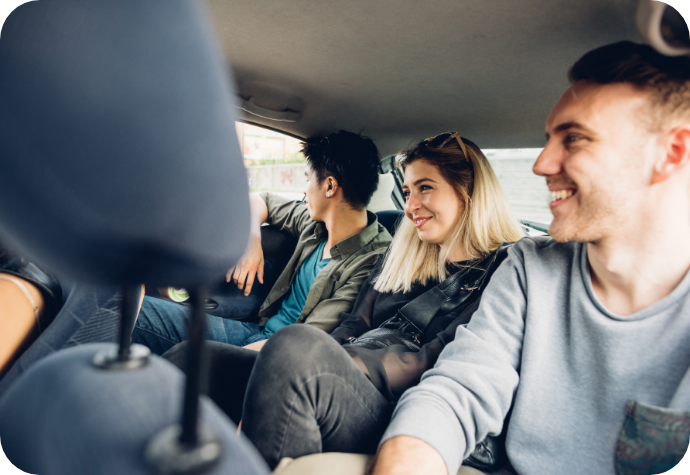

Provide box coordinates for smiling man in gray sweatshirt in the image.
[371,42,690,475]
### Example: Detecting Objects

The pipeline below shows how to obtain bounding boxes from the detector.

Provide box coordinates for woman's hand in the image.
[227,235,264,296]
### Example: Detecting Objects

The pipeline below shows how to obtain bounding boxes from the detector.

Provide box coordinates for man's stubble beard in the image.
[548,185,625,244]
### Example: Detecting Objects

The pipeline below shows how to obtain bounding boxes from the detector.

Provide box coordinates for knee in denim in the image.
[260,326,328,367]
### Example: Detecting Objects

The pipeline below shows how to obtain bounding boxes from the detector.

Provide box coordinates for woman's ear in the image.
[652,125,690,185]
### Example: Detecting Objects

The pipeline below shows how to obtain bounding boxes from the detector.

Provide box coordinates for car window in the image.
[239,122,399,212]
[238,122,305,202]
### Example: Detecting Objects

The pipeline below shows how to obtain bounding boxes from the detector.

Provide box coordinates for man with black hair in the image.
[371,42,690,475]
[133,130,391,354]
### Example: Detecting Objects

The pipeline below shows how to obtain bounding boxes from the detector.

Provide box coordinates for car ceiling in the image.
[206,0,643,156]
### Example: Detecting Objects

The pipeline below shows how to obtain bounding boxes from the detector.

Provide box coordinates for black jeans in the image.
[163,325,394,469]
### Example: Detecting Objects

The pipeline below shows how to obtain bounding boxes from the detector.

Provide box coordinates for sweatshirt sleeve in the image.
[379,244,527,475]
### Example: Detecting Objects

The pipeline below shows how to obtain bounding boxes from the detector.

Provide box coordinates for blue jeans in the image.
[133,297,268,355]
[133,262,273,355]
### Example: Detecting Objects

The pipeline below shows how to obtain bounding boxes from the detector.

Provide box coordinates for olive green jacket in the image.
[257,193,392,332]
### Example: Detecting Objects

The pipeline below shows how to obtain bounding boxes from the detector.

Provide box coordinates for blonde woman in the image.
[163,133,524,469]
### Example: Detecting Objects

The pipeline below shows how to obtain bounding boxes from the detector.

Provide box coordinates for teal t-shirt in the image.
[262,239,331,337]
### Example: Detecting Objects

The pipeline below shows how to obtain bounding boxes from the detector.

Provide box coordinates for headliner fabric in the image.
[0,0,250,286]
[206,0,643,154]
[0,344,270,475]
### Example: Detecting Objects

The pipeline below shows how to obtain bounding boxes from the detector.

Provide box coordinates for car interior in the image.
[204,0,674,316]
[0,0,689,474]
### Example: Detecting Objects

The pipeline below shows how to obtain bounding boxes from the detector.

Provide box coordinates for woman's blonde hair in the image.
[374,133,524,293]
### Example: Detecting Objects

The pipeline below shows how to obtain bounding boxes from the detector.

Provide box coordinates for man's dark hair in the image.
[569,41,690,129]
[301,130,380,210]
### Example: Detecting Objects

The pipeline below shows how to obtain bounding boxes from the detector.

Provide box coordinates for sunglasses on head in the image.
[424,131,469,159]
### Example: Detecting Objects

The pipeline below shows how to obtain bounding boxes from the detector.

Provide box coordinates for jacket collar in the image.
[311,211,386,261]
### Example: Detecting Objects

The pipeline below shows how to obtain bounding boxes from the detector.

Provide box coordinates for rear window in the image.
[484,148,551,226]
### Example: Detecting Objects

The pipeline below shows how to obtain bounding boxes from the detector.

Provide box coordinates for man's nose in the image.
[533,141,563,177]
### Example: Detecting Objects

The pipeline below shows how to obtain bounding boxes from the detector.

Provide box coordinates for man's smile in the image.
[548,185,577,210]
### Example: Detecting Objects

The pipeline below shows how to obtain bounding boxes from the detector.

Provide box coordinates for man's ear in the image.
[324,176,339,195]
[652,125,690,185]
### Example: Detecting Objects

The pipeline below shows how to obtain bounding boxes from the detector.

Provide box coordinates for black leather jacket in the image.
[330,243,513,401]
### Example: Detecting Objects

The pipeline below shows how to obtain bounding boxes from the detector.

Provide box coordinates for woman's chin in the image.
[416,229,443,244]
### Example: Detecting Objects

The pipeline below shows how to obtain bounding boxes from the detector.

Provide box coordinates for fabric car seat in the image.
[271,453,494,475]
[0,1,268,474]
[0,343,268,475]
[198,224,296,323]
[375,210,404,237]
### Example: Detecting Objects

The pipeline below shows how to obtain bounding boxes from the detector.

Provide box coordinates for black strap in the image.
[396,250,500,333]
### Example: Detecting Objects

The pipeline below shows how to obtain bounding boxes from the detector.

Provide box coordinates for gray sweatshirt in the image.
[381,237,690,475]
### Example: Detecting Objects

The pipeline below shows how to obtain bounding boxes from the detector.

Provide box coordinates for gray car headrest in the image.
[0,0,249,287]
[0,344,270,475]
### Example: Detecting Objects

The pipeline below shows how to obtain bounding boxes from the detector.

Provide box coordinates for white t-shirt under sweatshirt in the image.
[382,237,690,475]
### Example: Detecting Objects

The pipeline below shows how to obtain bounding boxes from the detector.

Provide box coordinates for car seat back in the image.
[376,210,405,237]
[0,0,249,287]
[0,344,268,475]
[0,1,266,474]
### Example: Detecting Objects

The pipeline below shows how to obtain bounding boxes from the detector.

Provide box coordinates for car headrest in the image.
[376,210,404,237]
[0,0,249,287]
[0,344,269,475]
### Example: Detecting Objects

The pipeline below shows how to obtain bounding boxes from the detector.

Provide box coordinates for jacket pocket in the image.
[614,399,690,475]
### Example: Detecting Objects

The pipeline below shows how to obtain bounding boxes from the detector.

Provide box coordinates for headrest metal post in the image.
[144,286,222,474]
[93,285,150,370]
[117,286,138,360]
[180,287,207,444]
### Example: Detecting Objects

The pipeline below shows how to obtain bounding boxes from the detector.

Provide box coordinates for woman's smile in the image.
[413,216,432,228]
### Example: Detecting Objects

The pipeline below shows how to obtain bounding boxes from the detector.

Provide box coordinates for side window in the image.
[237,123,305,201]
[237,124,401,213]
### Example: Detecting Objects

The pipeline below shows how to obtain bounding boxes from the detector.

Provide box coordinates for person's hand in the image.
[368,436,446,475]
[227,235,264,296]
[243,339,267,352]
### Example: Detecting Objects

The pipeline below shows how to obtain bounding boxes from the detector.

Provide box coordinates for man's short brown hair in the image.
[569,41,690,130]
